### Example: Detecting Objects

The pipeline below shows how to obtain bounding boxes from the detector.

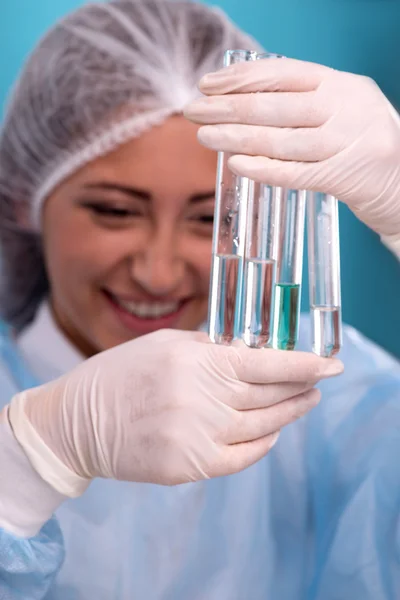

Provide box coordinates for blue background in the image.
[1,0,400,357]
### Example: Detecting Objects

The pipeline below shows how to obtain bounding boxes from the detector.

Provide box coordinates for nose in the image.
[130,228,186,295]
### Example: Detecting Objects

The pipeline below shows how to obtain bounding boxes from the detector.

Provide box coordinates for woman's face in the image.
[42,116,217,356]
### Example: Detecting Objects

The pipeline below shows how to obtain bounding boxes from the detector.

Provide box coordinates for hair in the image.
[0,0,261,330]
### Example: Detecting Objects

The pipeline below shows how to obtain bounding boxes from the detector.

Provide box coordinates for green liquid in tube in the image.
[272,283,301,351]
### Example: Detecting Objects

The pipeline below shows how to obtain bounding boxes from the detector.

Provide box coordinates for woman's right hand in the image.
[7,330,343,495]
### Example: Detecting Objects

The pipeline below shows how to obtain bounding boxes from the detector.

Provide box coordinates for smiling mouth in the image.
[105,290,187,320]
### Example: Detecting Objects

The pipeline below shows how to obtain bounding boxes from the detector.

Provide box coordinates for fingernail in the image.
[197,125,219,149]
[184,98,229,121]
[320,359,344,377]
[184,98,207,116]
[184,98,213,120]
[199,69,229,89]
[295,388,321,415]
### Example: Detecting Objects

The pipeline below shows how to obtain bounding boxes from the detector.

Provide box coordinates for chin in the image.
[94,314,206,351]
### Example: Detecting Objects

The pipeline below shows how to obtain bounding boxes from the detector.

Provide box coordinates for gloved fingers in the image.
[197,124,336,163]
[185,91,327,128]
[226,345,343,384]
[226,380,316,410]
[227,154,330,191]
[211,431,279,478]
[224,388,321,444]
[144,329,210,344]
[197,57,328,95]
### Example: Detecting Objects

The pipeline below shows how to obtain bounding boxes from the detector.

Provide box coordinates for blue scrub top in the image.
[1,316,400,600]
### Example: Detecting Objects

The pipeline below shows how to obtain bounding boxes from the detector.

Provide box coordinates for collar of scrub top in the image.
[0,302,83,391]
[0,322,41,391]
[16,302,84,386]
[2,302,208,392]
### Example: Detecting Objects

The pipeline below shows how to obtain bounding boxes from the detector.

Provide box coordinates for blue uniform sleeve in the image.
[0,328,65,598]
[0,518,65,599]
[306,327,400,599]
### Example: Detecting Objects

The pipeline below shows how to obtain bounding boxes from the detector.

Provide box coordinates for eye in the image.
[195,214,214,225]
[185,212,214,239]
[82,202,141,218]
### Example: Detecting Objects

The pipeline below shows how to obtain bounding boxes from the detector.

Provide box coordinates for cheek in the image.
[44,229,105,287]
[43,220,140,290]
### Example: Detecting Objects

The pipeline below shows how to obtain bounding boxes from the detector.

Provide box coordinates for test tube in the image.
[307,192,342,357]
[242,184,281,347]
[241,51,283,349]
[271,189,306,350]
[208,49,257,345]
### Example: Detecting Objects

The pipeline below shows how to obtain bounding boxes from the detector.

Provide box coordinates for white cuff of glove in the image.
[0,407,67,538]
[381,233,400,260]
[8,392,91,500]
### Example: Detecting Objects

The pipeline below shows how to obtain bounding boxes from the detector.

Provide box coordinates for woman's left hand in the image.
[184,57,400,247]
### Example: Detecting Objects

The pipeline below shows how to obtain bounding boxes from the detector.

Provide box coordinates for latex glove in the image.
[5,329,342,496]
[184,58,400,253]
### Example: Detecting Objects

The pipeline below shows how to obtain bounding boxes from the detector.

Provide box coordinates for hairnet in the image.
[0,0,261,330]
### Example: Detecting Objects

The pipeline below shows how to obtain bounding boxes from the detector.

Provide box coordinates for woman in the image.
[0,1,399,599]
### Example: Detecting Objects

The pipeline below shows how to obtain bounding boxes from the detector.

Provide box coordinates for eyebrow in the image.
[83,182,215,204]
[84,182,150,201]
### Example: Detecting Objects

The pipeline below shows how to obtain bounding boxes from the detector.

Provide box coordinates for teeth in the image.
[116,298,179,318]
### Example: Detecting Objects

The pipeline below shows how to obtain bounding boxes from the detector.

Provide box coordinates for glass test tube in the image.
[241,52,283,349]
[271,189,306,351]
[242,184,281,347]
[307,192,342,357]
[208,49,257,345]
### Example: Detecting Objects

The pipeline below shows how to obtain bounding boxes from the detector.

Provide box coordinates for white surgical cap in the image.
[0,0,261,329]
